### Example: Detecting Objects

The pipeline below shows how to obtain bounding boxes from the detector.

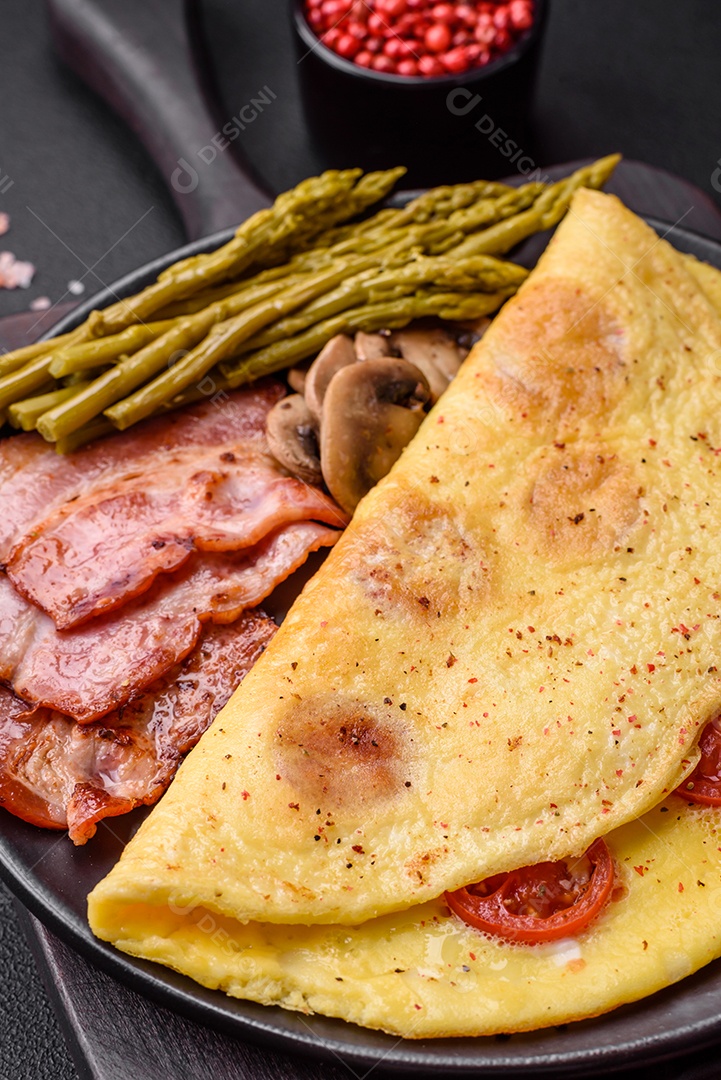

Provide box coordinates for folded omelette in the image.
[90,190,721,1035]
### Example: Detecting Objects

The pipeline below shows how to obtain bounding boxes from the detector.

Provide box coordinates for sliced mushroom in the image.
[266,394,323,486]
[287,365,308,394]
[390,326,465,403]
[354,331,391,361]
[320,358,430,514]
[304,334,358,424]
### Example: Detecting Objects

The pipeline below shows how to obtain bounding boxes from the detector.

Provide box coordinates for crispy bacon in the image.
[4,386,344,629]
[0,379,283,563]
[0,521,338,722]
[0,381,346,841]
[0,612,276,844]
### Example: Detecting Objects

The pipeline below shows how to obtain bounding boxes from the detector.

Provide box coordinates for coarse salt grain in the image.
[0,251,36,290]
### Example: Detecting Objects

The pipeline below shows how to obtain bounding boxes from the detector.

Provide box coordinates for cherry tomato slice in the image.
[676,721,721,805]
[445,838,614,944]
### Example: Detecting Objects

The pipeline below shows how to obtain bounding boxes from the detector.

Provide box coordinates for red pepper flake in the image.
[616,769,623,776]
[275,774,282,780]
[241,790,250,800]
[320,620,328,627]
[648,438,657,446]
[633,865,647,877]
[613,729,621,736]
[647,663,655,672]
[469,952,477,961]
[678,882,684,893]
[429,475,440,483]
[288,802,300,810]
[352,845,365,854]
[446,653,457,667]
[628,715,637,723]
[630,665,638,675]
[527,626,535,633]
[468,677,478,683]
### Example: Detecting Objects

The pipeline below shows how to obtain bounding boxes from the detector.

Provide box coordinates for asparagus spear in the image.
[0,331,79,378]
[242,253,527,352]
[0,160,615,394]
[49,320,177,377]
[221,289,516,388]
[0,354,60,411]
[54,417,116,454]
[9,383,89,431]
[104,255,526,430]
[0,158,620,440]
[36,308,222,442]
[39,259,368,440]
[89,168,406,336]
[451,155,621,258]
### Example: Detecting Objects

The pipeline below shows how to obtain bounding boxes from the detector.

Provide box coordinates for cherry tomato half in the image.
[445,838,614,944]
[676,721,721,805]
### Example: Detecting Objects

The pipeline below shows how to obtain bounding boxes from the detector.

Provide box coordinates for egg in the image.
[90,190,721,1033]
[90,798,721,1037]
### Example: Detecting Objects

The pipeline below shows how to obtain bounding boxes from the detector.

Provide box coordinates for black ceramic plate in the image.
[1,218,720,1078]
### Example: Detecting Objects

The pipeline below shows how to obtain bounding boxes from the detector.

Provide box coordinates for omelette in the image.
[90,190,721,1034]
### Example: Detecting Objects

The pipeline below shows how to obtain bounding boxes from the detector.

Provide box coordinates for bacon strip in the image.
[6,396,345,631]
[0,379,286,564]
[0,612,276,844]
[0,521,338,722]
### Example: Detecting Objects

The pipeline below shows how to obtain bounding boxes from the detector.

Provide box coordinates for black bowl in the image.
[291,0,548,187]
[292,0,547,89]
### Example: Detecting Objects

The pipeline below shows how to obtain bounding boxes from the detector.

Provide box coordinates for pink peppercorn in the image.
[336,32,360,57]
[425,22,452,52]
[304,0,535,77]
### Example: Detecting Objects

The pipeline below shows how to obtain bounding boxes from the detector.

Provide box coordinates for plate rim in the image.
[3,214,721,1076]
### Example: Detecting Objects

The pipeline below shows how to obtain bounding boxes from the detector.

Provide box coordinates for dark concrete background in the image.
[0,1,719,1076]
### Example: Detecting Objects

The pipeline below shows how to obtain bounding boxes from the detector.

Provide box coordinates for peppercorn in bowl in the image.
[293,0,544,83]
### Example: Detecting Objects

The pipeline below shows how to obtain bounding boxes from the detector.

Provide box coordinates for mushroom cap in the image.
[354,331,391,361]
[304,334,358,424]
[265,394,323,486]
[390,326,464,403]
[320,357,430,515]
[287,366,308,394]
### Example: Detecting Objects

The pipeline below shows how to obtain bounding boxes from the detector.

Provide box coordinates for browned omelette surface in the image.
[91,190,721,932]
